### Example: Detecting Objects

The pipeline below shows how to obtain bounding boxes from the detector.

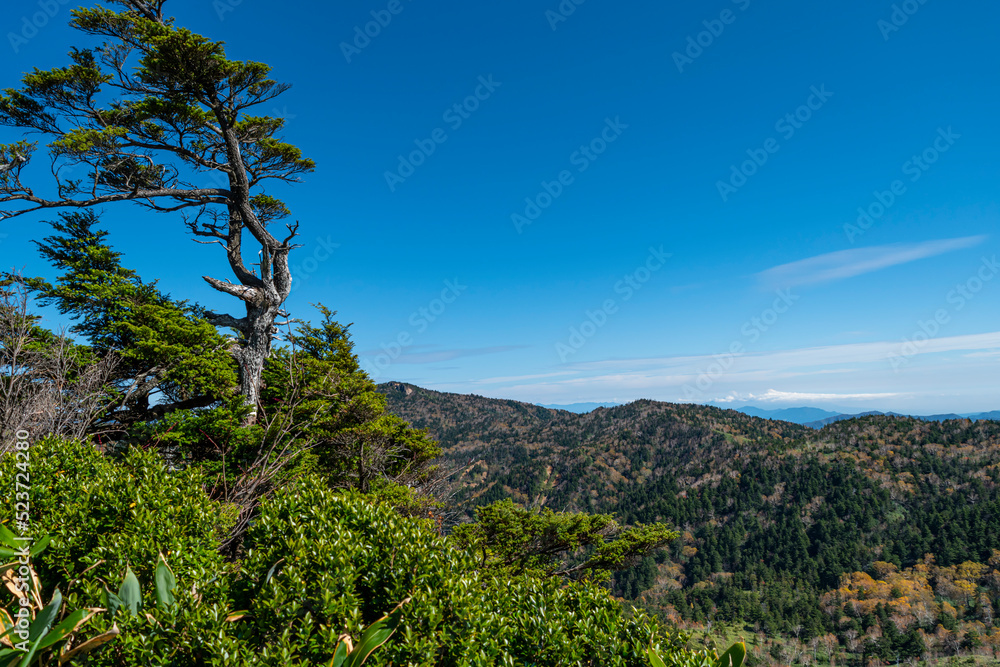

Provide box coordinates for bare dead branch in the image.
[0,277,119,447]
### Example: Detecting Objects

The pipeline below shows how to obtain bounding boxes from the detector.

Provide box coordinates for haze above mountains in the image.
[540,401,1000,428]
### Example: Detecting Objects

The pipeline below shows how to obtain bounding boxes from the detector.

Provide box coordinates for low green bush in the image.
[0,437,229,594]
[0,439,702,666]
[239,478,679,666]
[0,438,247,666]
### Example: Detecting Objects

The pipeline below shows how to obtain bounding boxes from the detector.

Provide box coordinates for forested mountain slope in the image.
[378,381,809,512]
[380,382,1000,649]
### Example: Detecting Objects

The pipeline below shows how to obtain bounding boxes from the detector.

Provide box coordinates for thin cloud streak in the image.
[565,330,1000,375]
[431,331,1000,407]
[468,371,577,385]
[712,389,902,404]
[757,236,987,288]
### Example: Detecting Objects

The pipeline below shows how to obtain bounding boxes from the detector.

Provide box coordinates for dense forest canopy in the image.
[381,382,1000,663]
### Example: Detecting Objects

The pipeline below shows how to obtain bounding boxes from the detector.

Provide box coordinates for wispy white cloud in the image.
[564,331,1000,375]
[757,236,987,288]
[712,389,901,404]
[963,350,1000,358]
[431,331,1000,410]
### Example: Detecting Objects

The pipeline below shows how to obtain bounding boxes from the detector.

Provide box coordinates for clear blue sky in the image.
[3,0,999,413]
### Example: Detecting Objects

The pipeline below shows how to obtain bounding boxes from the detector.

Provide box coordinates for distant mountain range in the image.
[798,409,1000,429]
[731,405,1000,428]
[731,406,841,423]
[535,401,1000,426]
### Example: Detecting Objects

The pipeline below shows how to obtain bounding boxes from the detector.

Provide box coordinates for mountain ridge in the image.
[378,380,1000,639]
[538,401,622,413]
[799,409,1000,429]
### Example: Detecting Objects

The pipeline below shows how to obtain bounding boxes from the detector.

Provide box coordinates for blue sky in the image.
[2,0,999,413]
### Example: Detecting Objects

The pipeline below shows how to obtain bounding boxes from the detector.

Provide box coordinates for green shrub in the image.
[0,440,704,666]
[451,498,677,582]
[0,437,228,594]
[0,438,249,666]
[239,478,681,666]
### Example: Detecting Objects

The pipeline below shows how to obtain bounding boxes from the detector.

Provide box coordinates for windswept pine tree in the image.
[0,0,314,422]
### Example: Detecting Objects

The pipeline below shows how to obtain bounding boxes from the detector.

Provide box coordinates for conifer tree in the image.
[26,210,237,428]
[0,0,313,422]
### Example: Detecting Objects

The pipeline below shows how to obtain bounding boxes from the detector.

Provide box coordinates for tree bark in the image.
[199,137,295,424]
[231,303,280,424]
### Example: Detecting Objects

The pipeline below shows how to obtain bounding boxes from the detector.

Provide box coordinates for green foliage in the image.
[0,1,314,216]
[238,479,681,666]
[113,566,142,617]
[259,306,440,490]
[127,397,268,478]
[153,553,177,611]
[90,580,252,666]
[0,438,250,665]
[91,552,254,666]
[715,642,747,667]
[0,437,228,603]
[103,300,439,497]
[25,211,237,418]
[648,641,746,667]
[452,499,677,581]
[122,304,442,549]
[0,537,111,666]
[0,437,718,666]
[330,599,408,667]
[103,553,182,621]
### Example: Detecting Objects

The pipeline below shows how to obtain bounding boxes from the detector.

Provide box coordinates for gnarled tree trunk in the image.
[0,0,313,425]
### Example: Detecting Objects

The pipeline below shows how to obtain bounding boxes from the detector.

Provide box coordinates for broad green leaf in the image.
[27,588,61,643]
[118,567,141,616]
[714,642,746,667]
[17,633,43,667]
[0,648,21,667]
[105,590,123,618]
[344,603,406,667]
[28,537,50,558]
[328,640,349,667]
[154,553,176,610]
[0,526,21,551]
[36,608,94,651]
[647,646,668,667]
